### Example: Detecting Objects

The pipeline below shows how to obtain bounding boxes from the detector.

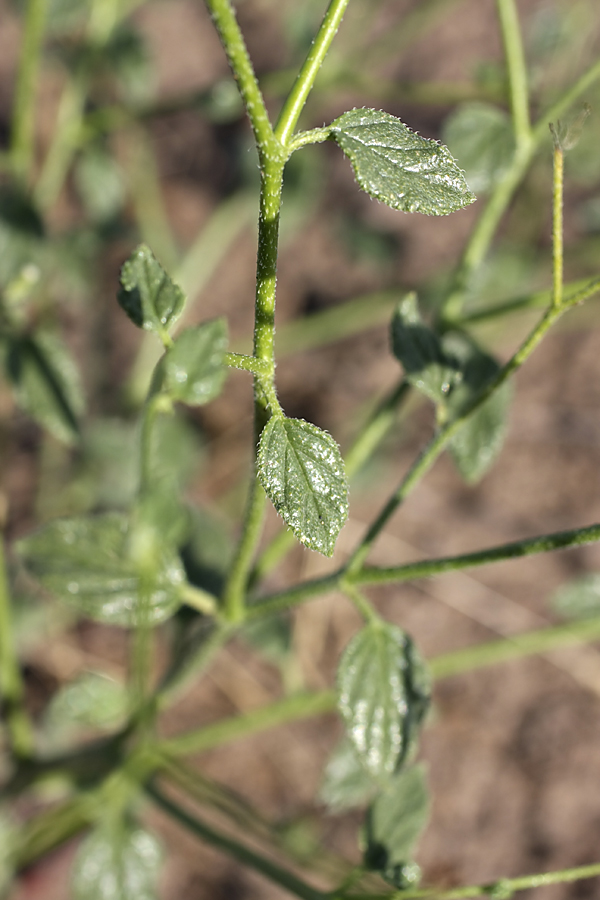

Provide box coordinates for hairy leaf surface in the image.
[331,108,475,215]
[337,622,431,779]
[391,295,460,402]
[118,244,185,334]
[17,513,184,626]
[72,824,162,900]
[258,416,348,556]
[158,319,228,406]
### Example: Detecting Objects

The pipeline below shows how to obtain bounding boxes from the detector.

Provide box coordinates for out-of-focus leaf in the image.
[71,823,162,900]
[6,330,85,444]
[444,333,512,484]
[147,409,204,492]
[337,622,431,780]
[105,25,154,104]
[243,613,292,664]
[442,103,515,194]
[391,294,460,403]
[319,737,377,812]
[0,185,44,288]
[552,573,600,620]
[17,513,184,627]
[75,146,125,223]
[364,765,429,886]
[258,416,348,556]
[45,671,128,735]
[118,244,185,335]
[157,320,228,406]
[330,108,475,215]
[181,506,232,597]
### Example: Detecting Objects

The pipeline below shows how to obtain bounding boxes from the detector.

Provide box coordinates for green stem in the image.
[551,136,564,308]
[352,522,600,587]
[147,784,327,900]
[225,352,272,378]
[347,293,579,573]
[274,0,350,146]
[222,474,268,623]
[203,0,281,157]
[341,582,379,623]
[496,0,530,149]
[10,0,48,181]
[159,689,336,757]
[0,538,34,759]
[430,616,600,680]
[456,276,597,326]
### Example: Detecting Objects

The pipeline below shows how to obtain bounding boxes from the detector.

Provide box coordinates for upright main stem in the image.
[10,0,48,181]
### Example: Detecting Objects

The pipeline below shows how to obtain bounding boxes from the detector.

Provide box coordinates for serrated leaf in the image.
[364,765,429,881]
[158,319,228,406]
[118,244,185,334]
[45,671,127,734]
[6,330,85,444]
[337,622,431,779]
[16,512,184,627]
[330,108,475,215]
[319,737,378,812]
[72,823,162,900]
[391,295,460,403]
[442,103,515,194]
[257,416,348,556]
[552,574,600,621]
[443,333,512,484]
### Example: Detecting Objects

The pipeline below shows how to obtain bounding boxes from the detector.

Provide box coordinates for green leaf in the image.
[442,103,515,194]
[243,613,292,664]
[364,764,429,886]
[552,574,600,621]
[105,25,154,104]
[6,330,85,444]
[16,512,184,627]
[157,319,228,406]
[443,333,512,484]
[391,294,461,403]
[330,108,475,215]
[45,671,128,733]
[337,622,431,779]
[0,184,44,288]
[319,737,378,812]
[118,244,185,335]
[257,416,348,556]
[75,146,125,223]
[72,823,162,900]
[181,506,233,597]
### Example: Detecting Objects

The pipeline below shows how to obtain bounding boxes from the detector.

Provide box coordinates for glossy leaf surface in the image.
[337,622,431,779]
[364,765,429,883]
[258,416,348,556]
[444,334,512,483]
[331,108,475,215]
[552,574,600,620]
[443,102,515,194]
[17,513,184,626]
[118,244,185,334]
[319,737,377,811]
[158,319,228,406]
[72,824,162,900]
[6,330,85,444]
[391,295,460,403]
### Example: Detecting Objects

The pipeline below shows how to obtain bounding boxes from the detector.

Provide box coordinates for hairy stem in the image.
[551,134,564,308]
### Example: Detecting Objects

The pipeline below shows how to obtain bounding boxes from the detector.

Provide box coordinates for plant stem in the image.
[147,784,327,900]
[496,0,530,149]
[352,522,600,587]
[0,538,34,760]
[159,689,336,757]
[225,352,272,378]
[222,475,268,623]
[275,0,350,146]
[204,0,280,157]
[10,0,48,181]
[551,134,564,308]
[346,292,581,574]
[341,582,380,623]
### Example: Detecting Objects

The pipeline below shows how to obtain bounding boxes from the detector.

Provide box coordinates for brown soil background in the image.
[4,0,600,898]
